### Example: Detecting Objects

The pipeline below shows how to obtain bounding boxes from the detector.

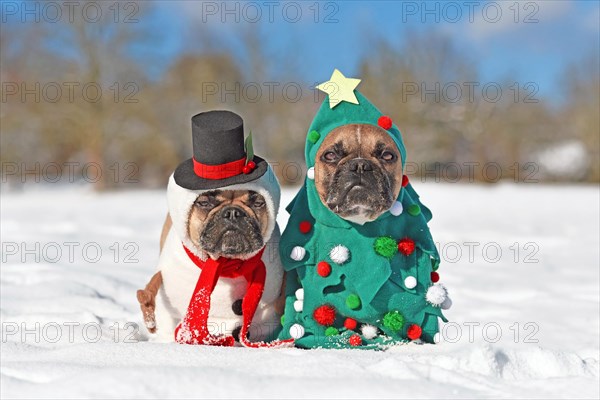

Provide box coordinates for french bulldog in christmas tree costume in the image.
[137,110,293,348]
[278,70,452,349]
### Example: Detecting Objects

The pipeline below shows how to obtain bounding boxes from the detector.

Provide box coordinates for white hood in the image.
[167,167,281,261]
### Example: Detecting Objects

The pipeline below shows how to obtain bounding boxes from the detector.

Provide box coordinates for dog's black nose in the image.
[221,206,246,220]
[348,158,373,173]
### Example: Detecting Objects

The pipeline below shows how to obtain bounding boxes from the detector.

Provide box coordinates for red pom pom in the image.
[407,324,422,340]
[246,160,256,169]
[378,115,393,130]
[431,271,440,283]
[242,165,252,174]
[317,261,331,277]
[349,334,362,346]
[344,318,357,330]
[402,175,409,187]
[313,305,336,326]
[299,221,312,234]
[397,238,415,256]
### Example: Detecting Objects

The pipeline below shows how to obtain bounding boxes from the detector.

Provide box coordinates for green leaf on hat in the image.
[245,131,254,163]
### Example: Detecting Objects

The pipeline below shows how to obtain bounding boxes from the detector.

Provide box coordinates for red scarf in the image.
[175,244,294,348]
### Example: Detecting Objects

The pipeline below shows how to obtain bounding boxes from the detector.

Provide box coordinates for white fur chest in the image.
[153,228,283,342]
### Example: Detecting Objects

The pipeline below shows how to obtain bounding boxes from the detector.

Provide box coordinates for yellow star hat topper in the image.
[316,69,361,109]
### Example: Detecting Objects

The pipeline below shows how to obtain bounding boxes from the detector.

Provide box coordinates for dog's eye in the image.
[380,151,396,162]
[323,151,338,162]
[252,200,265,208]
[195,200,212,208]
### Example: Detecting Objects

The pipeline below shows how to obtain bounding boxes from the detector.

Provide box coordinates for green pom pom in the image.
[407,204,421,216]
[308,130,321,144]
[325,327,339,336]
[280,315,285,325]
[374,236,398,259]
[346,294,361,309]
[383,311,405,332]
[431,258,440,271]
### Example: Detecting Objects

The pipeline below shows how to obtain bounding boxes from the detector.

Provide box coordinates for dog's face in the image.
[314,124,403,224]
[187,190,269,258]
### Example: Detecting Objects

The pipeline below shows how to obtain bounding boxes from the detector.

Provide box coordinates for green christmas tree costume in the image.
[278,86,451,350]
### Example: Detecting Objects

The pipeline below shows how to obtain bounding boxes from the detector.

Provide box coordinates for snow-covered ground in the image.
[1,183,599,399]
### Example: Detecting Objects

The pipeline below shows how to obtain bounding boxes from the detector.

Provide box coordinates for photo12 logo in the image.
[1,1,140,24]
[2,321,140,344]
[200,81,305,104]
[198,1,340,24]
[400,1,540,24]
[437,321,540,344]
[1,82,139,104]
[1,162,139,184]
[1,241,140,264]
[400,81,540,104]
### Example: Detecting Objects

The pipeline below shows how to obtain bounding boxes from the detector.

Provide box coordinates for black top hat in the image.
[173,110,268,190]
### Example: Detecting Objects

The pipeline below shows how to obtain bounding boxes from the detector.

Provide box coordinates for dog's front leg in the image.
[136,271,162,333]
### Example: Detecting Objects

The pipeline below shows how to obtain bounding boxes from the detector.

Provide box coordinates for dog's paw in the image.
[136,289,157,333]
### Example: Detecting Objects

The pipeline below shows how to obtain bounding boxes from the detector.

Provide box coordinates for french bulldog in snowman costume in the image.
[137,110,293,348]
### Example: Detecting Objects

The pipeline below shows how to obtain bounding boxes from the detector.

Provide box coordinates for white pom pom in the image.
[330,245,349,264]
[295,288,304,300]
[293,300,303,312]
[361,324,378,340]
[389,201,403,216]
[426,284,448,306]
[404,276,417,289]
[289,323,305,339]
[290,246,306,261]
[306,167,315,180]
[441,296,453,310]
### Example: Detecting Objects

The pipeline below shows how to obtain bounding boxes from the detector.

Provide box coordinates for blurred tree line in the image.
[1,1,598,189]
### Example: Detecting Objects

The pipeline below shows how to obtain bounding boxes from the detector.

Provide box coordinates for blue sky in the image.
[145,1,598,103]
[6,0,595,102]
